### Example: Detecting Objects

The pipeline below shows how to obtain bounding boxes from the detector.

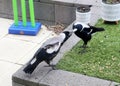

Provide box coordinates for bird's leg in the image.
[49,60,57,70]
[79,44,88,54]
[80,43,88,48]
[79,48,86,54]
[82,44,87,48]
[45,60,57,70]
[44,61,51,67]
[48,64,57,70]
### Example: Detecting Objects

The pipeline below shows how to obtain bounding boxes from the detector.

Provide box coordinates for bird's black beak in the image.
[69,31,73,36]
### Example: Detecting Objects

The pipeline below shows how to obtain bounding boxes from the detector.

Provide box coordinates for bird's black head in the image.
[62,31,73,44]
[73,23,83,32]
[63,31,72,39]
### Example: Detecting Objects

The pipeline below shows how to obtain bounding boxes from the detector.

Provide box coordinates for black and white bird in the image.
[23,31,73,74]
[73,22,105,49]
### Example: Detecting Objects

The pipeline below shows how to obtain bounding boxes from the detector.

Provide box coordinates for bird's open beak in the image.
[68,28,77,36]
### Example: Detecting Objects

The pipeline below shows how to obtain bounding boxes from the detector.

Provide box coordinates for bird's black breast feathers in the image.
[75,29,91,42]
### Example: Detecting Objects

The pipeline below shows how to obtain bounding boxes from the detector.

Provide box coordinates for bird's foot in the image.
[44,64,57,70]
[49,64,57,70]
[79,48,88,54]
[80,45,88,48]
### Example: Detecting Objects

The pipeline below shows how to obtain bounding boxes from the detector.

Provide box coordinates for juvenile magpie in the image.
[23,31,73,74]
[73,22,105,49]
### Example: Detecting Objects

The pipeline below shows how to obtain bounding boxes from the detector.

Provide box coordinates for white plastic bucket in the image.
[76,9,91,24]
[101,2,120,21]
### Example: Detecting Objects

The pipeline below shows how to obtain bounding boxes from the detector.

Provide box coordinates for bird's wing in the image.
[81,23,89,28]
[46,42,60,54]
[42,36,63,47]
[42,37,63,54]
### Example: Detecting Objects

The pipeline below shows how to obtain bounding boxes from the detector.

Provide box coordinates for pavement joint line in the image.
[0,59,23,66]
[6,35,38,43]
[17,44,39,65]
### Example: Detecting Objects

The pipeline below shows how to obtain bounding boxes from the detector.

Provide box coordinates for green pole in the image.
[12,0,18,25]
[29,0,35,27]
[21,0,27,26]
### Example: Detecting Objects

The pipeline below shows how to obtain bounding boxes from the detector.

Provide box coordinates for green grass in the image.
[57,19,120,83]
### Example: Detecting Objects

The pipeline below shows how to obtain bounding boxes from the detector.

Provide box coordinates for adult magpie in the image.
[23,31,73,74]
[73,22,105,49]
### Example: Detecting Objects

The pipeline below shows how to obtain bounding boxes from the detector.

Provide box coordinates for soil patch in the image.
[46,23,65,34]
[102,0,120,4]
[77,5,92,13]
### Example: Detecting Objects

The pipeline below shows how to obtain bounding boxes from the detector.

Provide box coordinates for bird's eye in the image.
[47,46,49,48]
[44,45,50,49]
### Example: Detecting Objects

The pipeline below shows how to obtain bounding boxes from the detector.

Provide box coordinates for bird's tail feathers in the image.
[95,28,105,32]
[23,64,35,74]
[23,58,42,74]
[23,54,39,74]
[89,25,105,33]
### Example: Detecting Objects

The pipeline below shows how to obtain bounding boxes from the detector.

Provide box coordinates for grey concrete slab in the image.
[4,0,13,15]
[0,1,4,12]
[40,70,111,86]
[12,82,25,86]
[12,62,52,86]
[90,13,101,25]
[91,6,102,15]
[0,37,37,63]
[34,2,55,22]
[55,4,76,25]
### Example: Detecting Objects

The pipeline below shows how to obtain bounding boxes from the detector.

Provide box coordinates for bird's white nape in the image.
[46,33,66,54]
